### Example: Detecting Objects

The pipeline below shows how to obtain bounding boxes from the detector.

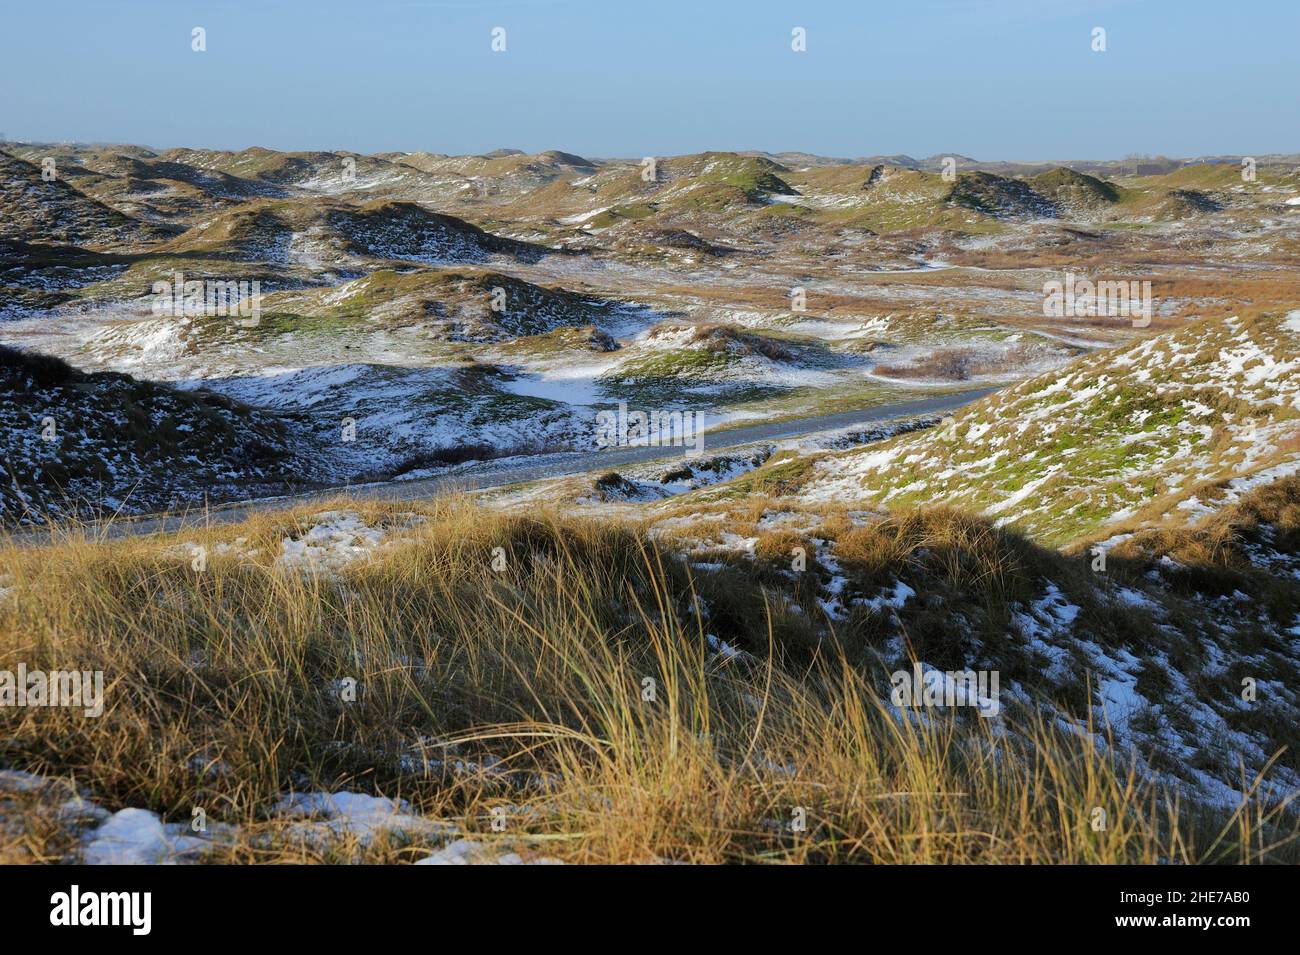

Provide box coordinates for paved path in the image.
[6,387,994,545]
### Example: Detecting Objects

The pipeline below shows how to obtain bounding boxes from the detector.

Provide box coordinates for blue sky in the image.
[1,0,1296,160]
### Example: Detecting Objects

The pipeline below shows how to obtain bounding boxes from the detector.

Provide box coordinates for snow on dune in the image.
[795,311,1300,542]
[276,510,393,572]
[2,765,562,864]
[82,808,224,865]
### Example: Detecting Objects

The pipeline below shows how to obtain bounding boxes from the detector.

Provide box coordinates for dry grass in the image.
[873,344,1046,382]
[1086,477,1300,572]
[0,497,1295,864]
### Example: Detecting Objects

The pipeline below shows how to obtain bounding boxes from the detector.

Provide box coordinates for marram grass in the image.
[0,498,1294,864]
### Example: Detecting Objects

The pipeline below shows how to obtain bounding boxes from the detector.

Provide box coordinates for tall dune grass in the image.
[0,498,1294,863]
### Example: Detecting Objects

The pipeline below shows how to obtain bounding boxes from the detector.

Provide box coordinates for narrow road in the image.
[7,388,994,545]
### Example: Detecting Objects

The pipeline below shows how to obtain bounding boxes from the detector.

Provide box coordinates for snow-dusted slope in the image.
[0,346,319,524]
[0,151,161,248]
[798,310,1300,546]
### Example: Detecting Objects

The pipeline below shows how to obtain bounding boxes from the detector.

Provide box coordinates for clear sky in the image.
[1,0,1296,161]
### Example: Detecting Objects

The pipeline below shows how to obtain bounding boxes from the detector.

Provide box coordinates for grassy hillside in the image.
[158,198,544,265]
[790,310,1300,546]
[0,151,162,248]
[1029,168,1121,215]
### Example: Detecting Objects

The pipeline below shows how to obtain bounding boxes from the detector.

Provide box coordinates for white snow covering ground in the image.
[415,839,562,865]
[174,510,423,577]
[273,791,454,844]
[277,510,394,572]
[1,769,560,864]
[82,808,225,865]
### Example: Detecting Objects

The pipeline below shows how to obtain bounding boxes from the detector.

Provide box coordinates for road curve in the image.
[6,387,995,545]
